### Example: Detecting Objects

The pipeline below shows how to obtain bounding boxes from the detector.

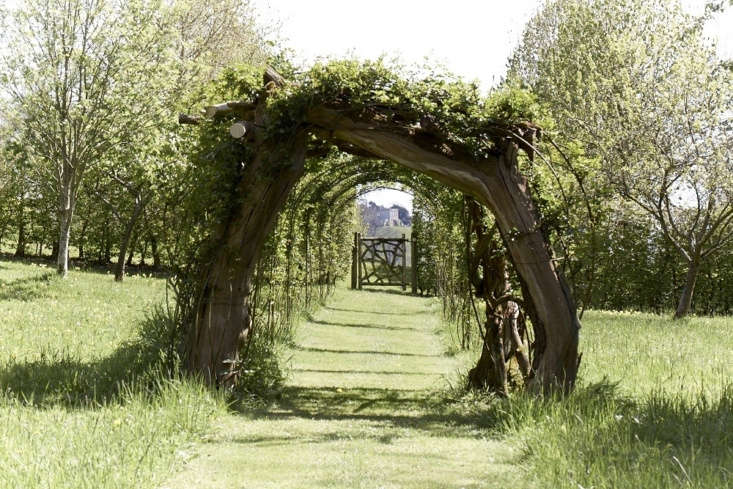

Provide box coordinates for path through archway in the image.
[165,285,523,488]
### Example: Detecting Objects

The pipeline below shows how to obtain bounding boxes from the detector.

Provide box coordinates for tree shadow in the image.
[358,287,412,296]
[237,384,500,439]
[325,306,427,316]
[308,318,426,332]
[618,388,732,478]
[292,346,440,358]
[0,310,179,408]
[0,252,169,279]
[0,271,56,301]
[293,368,441,376]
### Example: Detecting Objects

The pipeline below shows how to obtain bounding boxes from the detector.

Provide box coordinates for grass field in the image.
[0,258,227,489]
[1,257,731,488]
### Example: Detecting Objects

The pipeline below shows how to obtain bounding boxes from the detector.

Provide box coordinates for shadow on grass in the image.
[293,368,441,376]
[0,308,179,408]
[325,306,429,316]
[0,252,169,280]
[0,271,56,301]
[293,346,440,357]
[308,318,426,332]
[232,376,733,477]
[358,287,412,296]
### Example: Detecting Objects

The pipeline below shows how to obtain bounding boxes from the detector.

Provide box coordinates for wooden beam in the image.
[264,66,286,87]
[204,101,256,119]
[178,113,201,125]
[411,235,418,294]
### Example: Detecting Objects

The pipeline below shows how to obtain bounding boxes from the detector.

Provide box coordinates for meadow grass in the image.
[443,309,733,489]
[0,258,227,489]
[2,257,731,488]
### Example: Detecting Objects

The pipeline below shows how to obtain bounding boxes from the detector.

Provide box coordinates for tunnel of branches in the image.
[177,63,581,395]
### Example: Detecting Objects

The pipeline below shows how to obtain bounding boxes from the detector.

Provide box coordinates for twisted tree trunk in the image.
[186,134,307,386]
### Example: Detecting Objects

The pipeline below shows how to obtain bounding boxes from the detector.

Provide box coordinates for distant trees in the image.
[1,0,175,276]
[510,0,733,318]
[0,0,272,279]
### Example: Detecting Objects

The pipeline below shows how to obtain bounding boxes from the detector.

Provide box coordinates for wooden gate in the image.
[351,233,418,292]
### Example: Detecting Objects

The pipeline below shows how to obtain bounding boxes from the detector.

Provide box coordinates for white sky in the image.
[254,0,731,213]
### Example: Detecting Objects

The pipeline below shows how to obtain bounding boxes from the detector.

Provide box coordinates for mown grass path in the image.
[166,287,522,489]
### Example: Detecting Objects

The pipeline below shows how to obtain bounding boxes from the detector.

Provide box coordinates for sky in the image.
[253,0,732,212]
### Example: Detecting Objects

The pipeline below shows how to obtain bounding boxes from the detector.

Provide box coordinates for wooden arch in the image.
[181,68,580,393]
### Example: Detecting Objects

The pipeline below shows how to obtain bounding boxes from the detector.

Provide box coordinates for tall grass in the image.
[0,259,227,489]
[444,309,733,489]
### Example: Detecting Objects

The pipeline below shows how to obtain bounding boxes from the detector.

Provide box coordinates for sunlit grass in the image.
[0,258,227,489]
[442,308,733,489]
[2,257,730,489]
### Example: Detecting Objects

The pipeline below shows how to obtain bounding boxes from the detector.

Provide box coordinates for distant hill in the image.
[359,201,411,235]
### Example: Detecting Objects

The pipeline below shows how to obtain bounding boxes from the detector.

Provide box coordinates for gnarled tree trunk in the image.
[186,134,307,386]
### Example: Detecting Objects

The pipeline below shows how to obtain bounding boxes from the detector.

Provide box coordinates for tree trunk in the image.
[674,258,700,319]
[14,210,26,258]
[489,149,580,393]
[103,236,112,263]
[78,220,88,260]
[114,199,146,282]
[126,234,137,267]
[57,183,75,277]
[150,236,161,269]
[57,212,73,277]
[186,134,307,386]
[57,216,72,276]
[468,313,509,395]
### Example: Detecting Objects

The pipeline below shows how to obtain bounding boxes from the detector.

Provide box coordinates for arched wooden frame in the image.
[180,69,580,393]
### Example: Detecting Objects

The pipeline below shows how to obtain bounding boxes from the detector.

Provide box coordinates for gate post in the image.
[357,232,362,290]
[351,232,358,289]
[401,233,407,291]
[411,234,418,294]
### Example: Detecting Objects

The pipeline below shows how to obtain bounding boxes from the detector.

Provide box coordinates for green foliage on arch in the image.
[167,60,559,379]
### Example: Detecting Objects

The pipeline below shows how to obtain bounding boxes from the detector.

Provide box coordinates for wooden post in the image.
[411,234,418,295]
[401,233,407,291]
[351,232,358,289]
[357,233,362,290]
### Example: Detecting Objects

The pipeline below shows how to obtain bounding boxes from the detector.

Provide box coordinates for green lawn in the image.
[0,258,227,489]
[1,258,730,489]
[166,286,523,489]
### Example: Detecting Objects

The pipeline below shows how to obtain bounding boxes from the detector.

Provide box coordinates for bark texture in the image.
[674,259,700,319]
[186,135,307,386]
[57,208,73,277]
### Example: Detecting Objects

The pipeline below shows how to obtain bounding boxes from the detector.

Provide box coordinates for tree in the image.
[1,0,174,276]
[90,0,272,281]
[510,0,733,318]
